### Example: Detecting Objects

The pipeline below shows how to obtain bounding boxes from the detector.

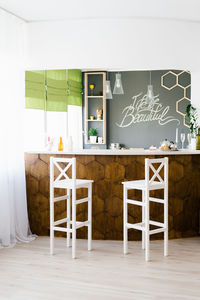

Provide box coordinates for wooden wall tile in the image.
[95,155,114,166]
[76,155,95,165]
[105,162,125,182]
[105,196,122,217]
[30,159,48,180]
[86,160,105,181]
[169,160,184,182]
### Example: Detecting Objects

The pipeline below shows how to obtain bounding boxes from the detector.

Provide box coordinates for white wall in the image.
[26,18,200,108]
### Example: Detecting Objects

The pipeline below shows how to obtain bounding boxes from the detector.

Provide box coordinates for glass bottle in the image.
[58,137,63,151]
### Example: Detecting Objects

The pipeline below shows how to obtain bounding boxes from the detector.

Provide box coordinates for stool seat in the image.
[54,179,93,189]
[122,179,165,190]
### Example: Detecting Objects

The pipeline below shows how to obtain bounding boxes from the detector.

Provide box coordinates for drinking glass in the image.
[187,133,191,149]
[181,133,185,149]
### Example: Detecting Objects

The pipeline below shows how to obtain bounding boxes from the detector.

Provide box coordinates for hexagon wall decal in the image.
[178,71,191,89]
[185,86,191,100]
[161,71,177,90]
[161,70,191,127]
[176,97,191,126]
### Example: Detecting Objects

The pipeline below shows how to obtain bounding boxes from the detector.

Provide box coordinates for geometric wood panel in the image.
[25,153,200,240]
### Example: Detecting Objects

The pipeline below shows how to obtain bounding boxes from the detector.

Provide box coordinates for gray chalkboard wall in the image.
[83,70,191,149]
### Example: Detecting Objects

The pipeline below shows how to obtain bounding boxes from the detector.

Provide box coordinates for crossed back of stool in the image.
[50,157,76,183]
[145,157,168,186]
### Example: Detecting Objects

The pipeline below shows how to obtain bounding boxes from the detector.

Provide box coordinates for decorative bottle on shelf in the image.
[96,109,103,120]
[58,137,63,151]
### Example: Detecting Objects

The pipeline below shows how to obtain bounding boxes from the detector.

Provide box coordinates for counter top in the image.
[25,149,200,156]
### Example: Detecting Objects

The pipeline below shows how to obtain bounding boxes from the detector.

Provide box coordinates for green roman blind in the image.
[67,69,82,106]
[25,69,82,111]
[25,71,45,110]
[46,69,68,112]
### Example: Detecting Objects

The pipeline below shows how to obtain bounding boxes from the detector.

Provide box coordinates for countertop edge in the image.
[24,149,200,156]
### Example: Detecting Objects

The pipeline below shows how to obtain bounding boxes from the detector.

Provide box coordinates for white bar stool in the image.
[122,157,168,261]
[50,157,93,258]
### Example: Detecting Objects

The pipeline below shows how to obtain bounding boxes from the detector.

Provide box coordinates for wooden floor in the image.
[0,237,200,300]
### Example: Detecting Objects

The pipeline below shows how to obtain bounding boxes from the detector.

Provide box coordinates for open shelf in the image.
[86,142,106,145]
[86,119,104,122]
[87,96,104,98]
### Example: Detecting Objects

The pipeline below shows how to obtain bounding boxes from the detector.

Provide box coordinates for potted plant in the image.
[186,104,198,149]
[89,128,97,144]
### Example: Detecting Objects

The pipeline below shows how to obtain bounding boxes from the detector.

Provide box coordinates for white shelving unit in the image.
[84,72,106,145]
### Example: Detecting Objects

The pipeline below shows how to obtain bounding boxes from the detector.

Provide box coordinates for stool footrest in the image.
[75,220,90,229]
[149,228,166,235]
[54,217,69,226]
[149,220,165,227]
[76,197,90,205]
[53,226,71,233]
[126,221,165,233]
[53,220,90,232]
[149,197,164,204]
[54,195,69,203]
[127,222,145,231]
[126,199,145,206]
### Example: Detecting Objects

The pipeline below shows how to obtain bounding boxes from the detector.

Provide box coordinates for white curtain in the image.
[0,10,35,247]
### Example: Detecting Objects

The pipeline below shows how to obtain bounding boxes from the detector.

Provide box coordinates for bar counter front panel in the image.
[25,152,200,240]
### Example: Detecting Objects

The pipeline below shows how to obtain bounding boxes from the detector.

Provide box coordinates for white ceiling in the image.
[0,0,200,23]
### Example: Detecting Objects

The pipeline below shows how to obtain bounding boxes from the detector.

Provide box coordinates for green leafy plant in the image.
[88,128,97,136]
[186,104,198,136]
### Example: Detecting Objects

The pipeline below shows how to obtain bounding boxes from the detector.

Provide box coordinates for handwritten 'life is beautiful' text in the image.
[116,93,180,128]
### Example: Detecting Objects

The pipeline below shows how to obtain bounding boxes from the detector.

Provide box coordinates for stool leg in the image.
[123,185,128,254]
[142,190,145,250]
[50,184,54,255]
[145,189,150,261]
[67,189,71,248]
[50,159,55,255]
[72,187,76,259]
[88,183,92,251]
[164,157,168,257]
[164,187,168,256]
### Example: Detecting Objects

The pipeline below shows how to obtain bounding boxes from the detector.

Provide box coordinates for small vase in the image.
[90,136,97,144]
[191,137,196,150]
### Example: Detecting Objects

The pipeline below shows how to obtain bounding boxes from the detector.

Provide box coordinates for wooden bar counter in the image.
[25,149,200,240]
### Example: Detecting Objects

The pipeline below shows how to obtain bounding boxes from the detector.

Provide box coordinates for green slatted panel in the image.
[67,69,82,106]
[46,70,68,112]
[25,69,82,111]
[25,71,45,110]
